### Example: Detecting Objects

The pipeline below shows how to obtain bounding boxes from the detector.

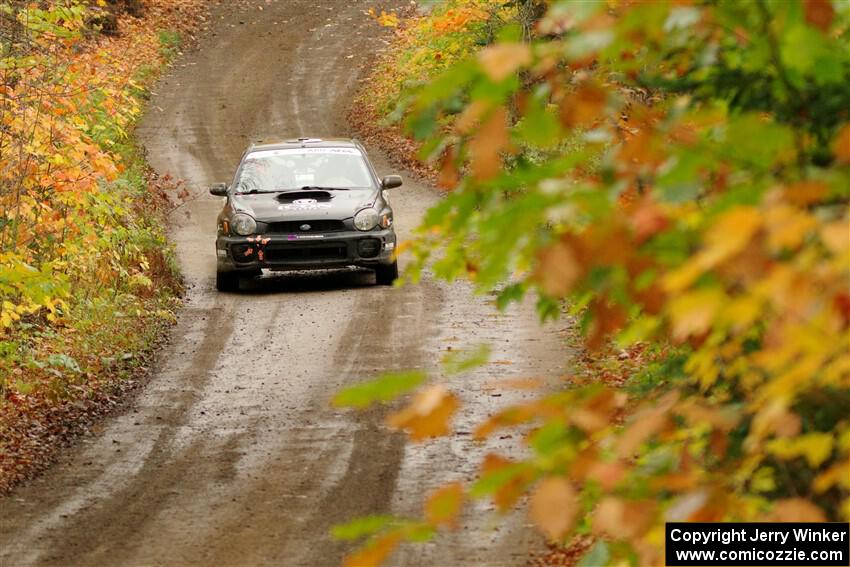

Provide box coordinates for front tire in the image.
[375,261,398,286]
[216,270,240,292]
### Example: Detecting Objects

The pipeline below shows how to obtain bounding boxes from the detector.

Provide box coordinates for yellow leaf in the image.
[766,433,834,467]
[529,477,578,541]
[813,461,850,493]
[820,220,850,255]
[765,204,816,252]
[387,385,459,441]
[667,287,725,341]
[478,43,531,82]
[718,295,763,332]
[663,207,762,293]
[376,11,399,28]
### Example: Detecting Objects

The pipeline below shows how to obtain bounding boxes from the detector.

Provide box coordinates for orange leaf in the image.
[783,181,828,206]
[769,498,826,522]
[617,129,666,171]
[343,531,403,567]
[425,482,465,528]
[480,454,531,511]
[569,388,626,433]
[469,106,509,181]
[437,146,460,190]
[587,296,627,351]
[592,497,656,540]
[567,445,600,483]
[833,123,850,164]
[534,240,582,297]
[454,100,488,134]
[559,82,607,128]
[630,196,669,243]
[649,471,698,493]
[529,477,578,541]
[387,385,459,441]
[804,0,835,31]
[586,461,627,491]
[478,43,531,82]
[615,391,678,458]
[474,402,542,439]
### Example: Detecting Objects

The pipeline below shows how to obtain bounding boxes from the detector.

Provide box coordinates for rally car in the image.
[210,137,401,291]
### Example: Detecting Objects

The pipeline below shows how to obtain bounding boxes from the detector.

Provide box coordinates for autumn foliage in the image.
[0,0,200,490]
[338,0,850,564]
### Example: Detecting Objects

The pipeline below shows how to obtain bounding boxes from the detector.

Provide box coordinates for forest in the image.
[337,0,850,564]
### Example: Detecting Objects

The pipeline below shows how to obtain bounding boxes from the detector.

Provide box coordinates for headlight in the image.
[353,208,379,231]
[231,213,257,236]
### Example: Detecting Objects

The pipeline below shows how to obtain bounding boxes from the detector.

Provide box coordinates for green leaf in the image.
[578,542,611,567]
[441,343,491,375]
[516,99,562,148]
[333,370,427,409]
[331,515,396,541]
[496,283,527,310]
[529,420,571,457]
[403,522,436,542]
[470,462,530,499]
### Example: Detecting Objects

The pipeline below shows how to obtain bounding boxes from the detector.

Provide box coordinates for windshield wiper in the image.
[299,186,350,191]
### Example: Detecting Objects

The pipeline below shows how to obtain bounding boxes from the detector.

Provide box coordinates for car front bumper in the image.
[216,229,397,272]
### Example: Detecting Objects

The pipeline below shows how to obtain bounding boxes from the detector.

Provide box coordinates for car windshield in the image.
[234,147,373,193]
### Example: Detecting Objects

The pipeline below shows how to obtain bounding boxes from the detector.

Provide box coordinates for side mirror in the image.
[209,183,229,197]
[381,175,403,190]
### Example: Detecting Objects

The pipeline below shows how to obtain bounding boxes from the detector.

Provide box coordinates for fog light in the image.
[358,238,381,258]
[231,244,254,262]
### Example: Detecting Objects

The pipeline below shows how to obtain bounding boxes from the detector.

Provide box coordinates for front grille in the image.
[266,220,346,233]
[264,243,347,263]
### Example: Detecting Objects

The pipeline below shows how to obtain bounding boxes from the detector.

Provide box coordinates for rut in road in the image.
[0,2,566,565]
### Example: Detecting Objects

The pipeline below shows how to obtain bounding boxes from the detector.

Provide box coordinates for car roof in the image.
[246,137,363,153]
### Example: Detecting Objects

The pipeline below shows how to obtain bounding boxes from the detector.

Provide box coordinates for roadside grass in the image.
[157,29,182,60]
[0,134,183,492]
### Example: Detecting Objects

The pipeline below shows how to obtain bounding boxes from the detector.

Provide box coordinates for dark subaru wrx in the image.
[210,138,401,291]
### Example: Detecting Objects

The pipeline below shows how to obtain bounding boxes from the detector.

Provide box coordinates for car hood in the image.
[230,189,379,221]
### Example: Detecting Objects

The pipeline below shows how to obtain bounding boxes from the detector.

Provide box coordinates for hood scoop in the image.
[277,190,333,203]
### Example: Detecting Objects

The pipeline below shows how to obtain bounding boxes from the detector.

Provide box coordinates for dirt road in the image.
[0,2,564,565]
